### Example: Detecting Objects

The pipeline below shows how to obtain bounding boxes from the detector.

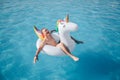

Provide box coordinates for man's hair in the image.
[41,28,46,34]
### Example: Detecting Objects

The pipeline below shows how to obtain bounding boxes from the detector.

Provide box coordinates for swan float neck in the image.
[56,15,78,51]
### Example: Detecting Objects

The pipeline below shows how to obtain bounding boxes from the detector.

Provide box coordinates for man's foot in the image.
[72,56,79,61]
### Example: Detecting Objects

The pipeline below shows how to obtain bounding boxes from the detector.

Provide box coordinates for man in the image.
[33,28,80,63]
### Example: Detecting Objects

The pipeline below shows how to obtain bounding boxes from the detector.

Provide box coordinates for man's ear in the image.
[41,32,44,38]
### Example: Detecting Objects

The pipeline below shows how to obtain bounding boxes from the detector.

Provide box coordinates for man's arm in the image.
[34,40,46,63]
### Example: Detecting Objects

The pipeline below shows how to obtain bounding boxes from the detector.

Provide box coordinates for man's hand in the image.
[33,55,38,63]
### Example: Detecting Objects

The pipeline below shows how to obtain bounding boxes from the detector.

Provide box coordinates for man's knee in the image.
[56,43,63,48]
[60,43,65,47]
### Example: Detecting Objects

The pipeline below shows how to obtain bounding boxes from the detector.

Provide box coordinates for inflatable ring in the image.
[34,15,78,56]
[34,26,66,56]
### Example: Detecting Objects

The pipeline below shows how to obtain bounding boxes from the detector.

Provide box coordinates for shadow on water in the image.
[0,72,6,80]
[72,30,120,80]
[73,49,120,80]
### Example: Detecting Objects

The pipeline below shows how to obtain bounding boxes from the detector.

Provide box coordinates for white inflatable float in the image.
[34,15,78,56]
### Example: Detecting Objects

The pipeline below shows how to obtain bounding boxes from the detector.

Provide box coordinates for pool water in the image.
[0,0,120,80]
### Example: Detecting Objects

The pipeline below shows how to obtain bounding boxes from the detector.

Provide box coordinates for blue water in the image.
[0,0,120,80]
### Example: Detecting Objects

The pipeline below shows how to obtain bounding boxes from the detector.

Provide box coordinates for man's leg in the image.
[57,43,79,61]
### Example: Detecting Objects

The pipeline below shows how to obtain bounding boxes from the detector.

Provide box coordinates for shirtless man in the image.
[33,28,79,63]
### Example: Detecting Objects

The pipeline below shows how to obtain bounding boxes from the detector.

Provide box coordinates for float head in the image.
[56,14,78,33]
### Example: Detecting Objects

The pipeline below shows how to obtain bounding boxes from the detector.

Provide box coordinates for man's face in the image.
[42,28,50,36]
